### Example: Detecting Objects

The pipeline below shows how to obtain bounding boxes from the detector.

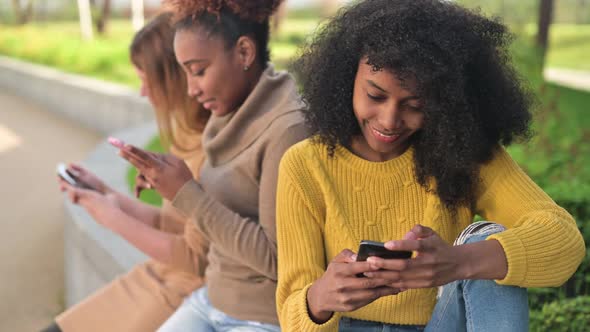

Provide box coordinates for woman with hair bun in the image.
[113,0,309,331]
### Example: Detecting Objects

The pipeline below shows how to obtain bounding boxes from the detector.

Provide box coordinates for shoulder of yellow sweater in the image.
[478,145,524,184]
[282,138,325,165]
[475,145,554,207]
[280,138,331,184]
[279,138,327,211]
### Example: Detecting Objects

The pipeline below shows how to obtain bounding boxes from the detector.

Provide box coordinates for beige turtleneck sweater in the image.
[172,64,309,325]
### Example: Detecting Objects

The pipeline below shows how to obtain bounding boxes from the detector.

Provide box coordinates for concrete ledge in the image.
[63,123,157,307]
[0,56,162,308]
[0,55,153,135]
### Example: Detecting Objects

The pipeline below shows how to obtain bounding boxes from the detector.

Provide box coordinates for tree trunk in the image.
[272,2,288,33]
[578,0,587,24]
[77,0,93,40]
[95,0,111,34]
[536,0,554,63]
[11,0,34,25]
[131,0,145,32]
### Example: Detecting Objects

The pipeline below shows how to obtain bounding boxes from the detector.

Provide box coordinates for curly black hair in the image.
[293,0,534,211]
[165,0,284,67]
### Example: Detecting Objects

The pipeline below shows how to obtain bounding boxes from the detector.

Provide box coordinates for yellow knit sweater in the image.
[276,139,585,331]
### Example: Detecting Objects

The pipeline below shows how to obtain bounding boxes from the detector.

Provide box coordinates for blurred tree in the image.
[537,0,554,65]
[578,0,588,23]
[90,0,111,34]
[131,0,144,32]
[11,0,34,25]
[77,0,93,40]
[272,1,288,34]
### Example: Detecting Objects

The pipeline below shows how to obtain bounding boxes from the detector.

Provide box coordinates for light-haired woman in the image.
[45,12,210,332]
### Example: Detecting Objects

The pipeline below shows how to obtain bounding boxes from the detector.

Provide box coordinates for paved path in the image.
[0,91,101,332]
[545,67,590,92]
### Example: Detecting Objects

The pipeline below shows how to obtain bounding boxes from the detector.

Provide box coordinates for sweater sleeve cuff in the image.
[487,230,528,285]
[172,179,207,217]
[290,283,340,332]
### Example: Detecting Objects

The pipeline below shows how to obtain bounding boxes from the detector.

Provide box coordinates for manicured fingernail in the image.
[108,137,125,148]
[385,241,396,249]
[364,272,374,278]
[350,254,358,261]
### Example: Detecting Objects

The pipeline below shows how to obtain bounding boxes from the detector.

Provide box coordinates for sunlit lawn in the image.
[521,23,590,71]
[546,24,590,71]
[0,17,322,88]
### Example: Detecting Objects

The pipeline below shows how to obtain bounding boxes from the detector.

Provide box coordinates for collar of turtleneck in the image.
[202,63,305,166]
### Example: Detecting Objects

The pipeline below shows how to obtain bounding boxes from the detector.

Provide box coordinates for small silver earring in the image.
[243,65,249,71]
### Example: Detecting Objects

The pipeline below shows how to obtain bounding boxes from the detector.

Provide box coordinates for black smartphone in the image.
[356,240,412,277]
[56,163,95,190]
[357,240,412,261]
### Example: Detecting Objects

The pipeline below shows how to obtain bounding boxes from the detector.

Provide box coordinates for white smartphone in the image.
[56,163,95,190]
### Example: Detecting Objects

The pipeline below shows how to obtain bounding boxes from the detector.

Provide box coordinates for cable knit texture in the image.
[276,139,585,331]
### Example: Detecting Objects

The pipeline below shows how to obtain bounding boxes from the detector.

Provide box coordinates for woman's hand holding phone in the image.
[109,137,193,201]
[67,164,109,193]
[306,249,402,324]
[58,178,124,230]
[363,224,465,290]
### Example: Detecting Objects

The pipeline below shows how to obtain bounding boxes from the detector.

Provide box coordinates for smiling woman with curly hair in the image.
[275,0,585,331]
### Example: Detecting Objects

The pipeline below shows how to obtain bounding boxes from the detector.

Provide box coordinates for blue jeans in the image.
[339,222,529,332]
[157,287,281,332]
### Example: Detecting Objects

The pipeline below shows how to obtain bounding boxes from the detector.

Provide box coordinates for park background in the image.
[0,0,588,330]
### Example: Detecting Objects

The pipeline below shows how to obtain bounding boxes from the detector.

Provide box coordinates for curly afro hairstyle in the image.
[293,0,534,211]
[164,0,283,67]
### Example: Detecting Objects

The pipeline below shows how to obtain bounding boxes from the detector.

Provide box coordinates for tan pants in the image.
[56,261,203,332]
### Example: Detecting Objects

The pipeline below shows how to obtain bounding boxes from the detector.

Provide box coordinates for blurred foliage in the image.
[530,296,590,332]
[543,24,590,71]
[457,0,590,25]
[0,20,138,86]
[0,15,321,86]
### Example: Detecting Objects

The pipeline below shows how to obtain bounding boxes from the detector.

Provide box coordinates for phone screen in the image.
[356,240,412,277]
[356,240,412,261]
[57,163,78,186]
[56,163,95,190]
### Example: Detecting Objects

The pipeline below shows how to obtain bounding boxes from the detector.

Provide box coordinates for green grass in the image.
[0,17,321,87]
[2,19,587,79]
[508,82,590,200]
[0,20,140,86]
[519,23,590,71]
[546,24,590,71]
[506,37,590,201]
